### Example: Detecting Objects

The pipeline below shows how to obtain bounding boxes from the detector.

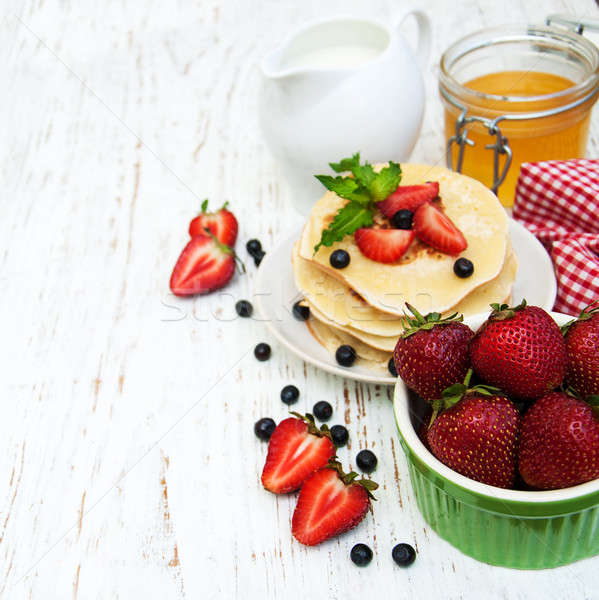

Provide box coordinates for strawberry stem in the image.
[202,228,246,274]
[400,303,464,338]
[436,369,503,415]
[489,298,527,321]
[289,412,333,440]
[561,299,599,334]
[326,459,379,500]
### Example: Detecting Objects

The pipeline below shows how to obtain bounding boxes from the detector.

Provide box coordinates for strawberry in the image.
[377,182,439,218]
[427,374,521,488]
[518,391,599,489]
[291,461,378,546]
[261,414,336,494]
[169,234,238,296]
[354,227,414,263]
[393,304,474,401]
[562,301,599,399]
[188,199,238,247]
[413,201,467,255]
[470,300,566,401]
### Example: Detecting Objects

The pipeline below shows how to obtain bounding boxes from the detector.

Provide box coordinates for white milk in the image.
[283,44,382,70]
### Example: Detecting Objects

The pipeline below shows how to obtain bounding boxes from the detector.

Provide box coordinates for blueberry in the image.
[313,400,333,421]
[235,299,253,318]
[356,449,377,473]
[254,250,265,267]
[254,342,271,361]
[280,384,299,405]
[335,345,356,367]
[388,357,398,377]
[350,543,373,566]
[330,249,350,269]
[391,209,413,230]
[330,424,349,447]
[392,543,416,567]
[254,417,276,441]
[292,301,310,321]
[453,257,474,278]
[246,239,262,256]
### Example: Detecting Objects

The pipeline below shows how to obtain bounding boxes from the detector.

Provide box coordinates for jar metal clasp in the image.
[447,111,512,194]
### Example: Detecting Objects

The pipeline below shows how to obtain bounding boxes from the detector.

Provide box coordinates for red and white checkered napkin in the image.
[512,159,599,316]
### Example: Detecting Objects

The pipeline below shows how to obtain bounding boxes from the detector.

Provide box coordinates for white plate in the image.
[254,219,557,385]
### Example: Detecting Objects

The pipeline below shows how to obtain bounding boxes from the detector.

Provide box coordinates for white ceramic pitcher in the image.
[259,12,431,215]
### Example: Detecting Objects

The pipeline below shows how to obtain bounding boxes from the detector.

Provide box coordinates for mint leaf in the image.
[315,175,371,205]
[351,162,377,188]
[314,155,403,253]
[370,161,402,202]
[314,201,373,252]
[329,153,361,173]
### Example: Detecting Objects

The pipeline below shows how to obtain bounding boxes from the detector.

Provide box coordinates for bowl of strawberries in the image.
[393,300,599,569]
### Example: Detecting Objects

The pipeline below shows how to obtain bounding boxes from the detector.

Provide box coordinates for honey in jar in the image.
[440,26,599,206]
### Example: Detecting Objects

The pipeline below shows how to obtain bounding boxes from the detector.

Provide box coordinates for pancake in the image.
[306,300,398,352]
[298,164,509,316]
[293,240,518,338]
[292,240,406,337]
[306,316,391,373]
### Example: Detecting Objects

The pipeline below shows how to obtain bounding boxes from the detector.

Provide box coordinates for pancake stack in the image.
[292,164,517,373]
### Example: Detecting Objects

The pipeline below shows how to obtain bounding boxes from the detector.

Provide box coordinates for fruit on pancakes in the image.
[354,228,415,263]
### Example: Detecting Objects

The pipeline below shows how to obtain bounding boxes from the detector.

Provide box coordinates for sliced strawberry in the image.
[377,182,439,218]
[354,228,414,263]
[261,415,335,494]
[189,200,238,247]
[413,201,467,255]
[169,234,235,296]
[291,462,377,546]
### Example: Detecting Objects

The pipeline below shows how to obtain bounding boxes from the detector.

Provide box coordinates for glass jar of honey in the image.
[439,24,599,206]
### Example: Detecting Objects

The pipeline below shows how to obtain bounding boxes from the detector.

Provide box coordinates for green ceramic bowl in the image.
[393,311,599,569]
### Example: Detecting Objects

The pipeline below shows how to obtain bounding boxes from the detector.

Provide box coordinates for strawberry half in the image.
[189,199,238,247]
[354,228,414,263]
[413,201,467,255]
[169,234,237,296]
[261,414,336,494]
[291,461,378,546]
[377,182,439,218]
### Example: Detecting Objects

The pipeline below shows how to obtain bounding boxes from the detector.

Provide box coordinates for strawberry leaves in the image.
[400,303,464,338]
[313,153,402,253]
[326,459,379,500]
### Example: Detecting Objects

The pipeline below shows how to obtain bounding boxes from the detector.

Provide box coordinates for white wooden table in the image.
[3,1,599,598]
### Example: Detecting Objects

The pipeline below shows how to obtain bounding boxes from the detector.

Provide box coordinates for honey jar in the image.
[439,22,599,206]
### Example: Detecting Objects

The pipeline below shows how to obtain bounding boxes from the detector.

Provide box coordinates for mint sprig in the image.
[313,153,402,253]
[317,202,374,249]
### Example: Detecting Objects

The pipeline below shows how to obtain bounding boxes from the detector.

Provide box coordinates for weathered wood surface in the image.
[2,0,599,598]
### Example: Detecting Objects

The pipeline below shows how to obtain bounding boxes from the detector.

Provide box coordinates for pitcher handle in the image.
[394,10,432,69]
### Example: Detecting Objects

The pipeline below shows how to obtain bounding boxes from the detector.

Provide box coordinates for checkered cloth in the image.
[512,159,599,316]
